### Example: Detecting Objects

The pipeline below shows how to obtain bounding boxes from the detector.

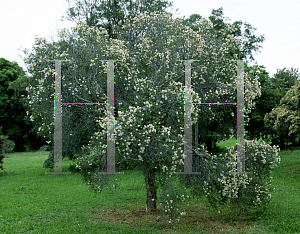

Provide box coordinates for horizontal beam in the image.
[62,103,106,105]
[193,103,237,105]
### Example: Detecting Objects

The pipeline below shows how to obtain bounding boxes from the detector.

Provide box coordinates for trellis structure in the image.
[46,59,249,175]
[45,59,122,175]
[189,60,251,175]
[173,60,249,175]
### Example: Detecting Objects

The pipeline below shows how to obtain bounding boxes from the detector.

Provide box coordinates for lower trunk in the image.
[144,169,157,212]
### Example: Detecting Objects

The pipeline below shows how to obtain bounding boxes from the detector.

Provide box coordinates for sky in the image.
[1,0,299,78]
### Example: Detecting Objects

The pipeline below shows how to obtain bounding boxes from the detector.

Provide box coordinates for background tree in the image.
[264,80,300,149]
[62,0,174,39]
[244,64,282,146]
[270,67,300,106]
[0,58,45,152]
[0,127,6,172]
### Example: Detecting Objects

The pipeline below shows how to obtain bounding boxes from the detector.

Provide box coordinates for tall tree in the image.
[0,127,6,171]
[0,58,45,152]
[16,9,261,212]
[270,67,300,106]
[62,0,174,39]
[244,64,282,146]
[76,11,260,212]
[264,80,300,149]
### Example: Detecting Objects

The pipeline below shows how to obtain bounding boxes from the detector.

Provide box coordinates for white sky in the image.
[1,0,299,78]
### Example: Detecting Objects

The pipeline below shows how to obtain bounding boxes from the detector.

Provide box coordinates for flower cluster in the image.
[201,139,280,209]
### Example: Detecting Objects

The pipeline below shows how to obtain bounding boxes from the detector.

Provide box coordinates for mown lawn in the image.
[0,139,299,233]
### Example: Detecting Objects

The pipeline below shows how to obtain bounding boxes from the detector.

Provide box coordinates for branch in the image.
[185,144,229,164]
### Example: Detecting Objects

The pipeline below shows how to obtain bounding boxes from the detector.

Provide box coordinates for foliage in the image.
[62,4,264,153]
[76,11,261,219]
[0,135,15,153]
[62,0,174,39]
[38,144,50,151]
[180,7,265,62]
[264,80,300,149]
[14,19,129,164]
[244,64,283,146]
[158,175,191,222]
[271,67,300,106]
[180,139,281,211]
[176,8,264,151]
[43,149,54,169]
[245,66,300,148]
[0,58,46,152]
[75,153,114,193]
[0,128,6,171]
[0,58,27,151]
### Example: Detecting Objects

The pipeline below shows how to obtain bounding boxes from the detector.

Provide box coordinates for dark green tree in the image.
[0,127,6,171]
[270,67,300,106]
[62,0,174,39]
[244,64,282,146]
[264,80,300,149]
[0,58,45,152]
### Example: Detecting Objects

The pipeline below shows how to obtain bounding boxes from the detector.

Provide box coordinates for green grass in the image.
[0,139,299,233]
[209,137,237,155]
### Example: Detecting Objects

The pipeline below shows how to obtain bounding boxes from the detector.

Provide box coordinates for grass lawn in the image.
[0,138,299,233]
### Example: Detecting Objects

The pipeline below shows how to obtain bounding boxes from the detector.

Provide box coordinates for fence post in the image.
[46,60,71,174]
[236,60,245,174]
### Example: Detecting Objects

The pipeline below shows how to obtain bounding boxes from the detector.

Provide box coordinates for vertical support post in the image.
[175,60,201,174]
[195,122,199,150]
[106,60,115,174]
[46,60,71,174]
[98,60,122,175]
[236,60,245,174]
[184,60,193,174]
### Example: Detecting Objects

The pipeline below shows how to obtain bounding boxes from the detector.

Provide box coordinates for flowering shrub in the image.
[184,139,281,211]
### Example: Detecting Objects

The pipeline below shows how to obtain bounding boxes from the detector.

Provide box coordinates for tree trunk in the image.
[144,169,157,212]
